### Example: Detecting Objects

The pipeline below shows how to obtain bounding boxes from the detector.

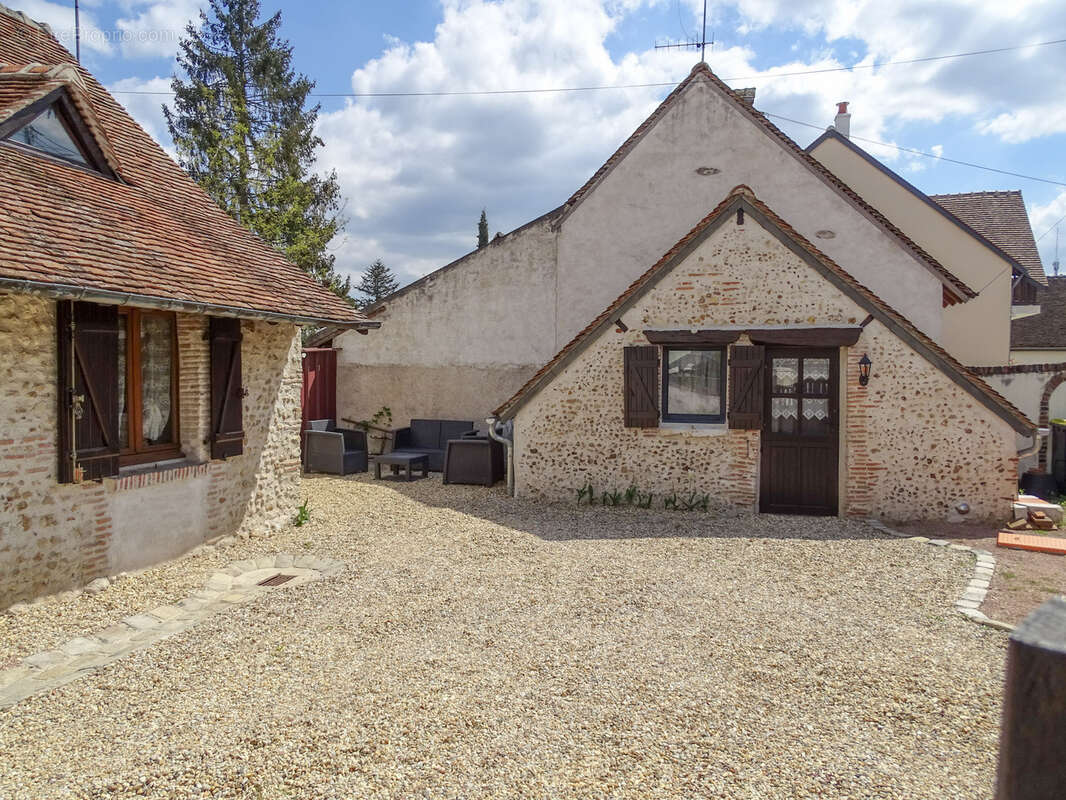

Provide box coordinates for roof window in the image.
[5,101,91,166]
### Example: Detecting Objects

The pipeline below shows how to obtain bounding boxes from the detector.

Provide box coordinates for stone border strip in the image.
[866,520,1015,633]
[0,553,344,710]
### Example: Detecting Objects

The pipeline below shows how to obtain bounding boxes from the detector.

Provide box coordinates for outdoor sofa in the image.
[391,419,476,471]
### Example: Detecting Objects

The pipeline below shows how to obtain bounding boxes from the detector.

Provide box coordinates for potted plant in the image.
[358,406,394,455]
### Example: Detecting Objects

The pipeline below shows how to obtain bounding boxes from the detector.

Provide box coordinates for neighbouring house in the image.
[326,63,978,428]
[492,186,1034,521]
[969,276,1066,474]
[805,123,1059,478]
[1010,275,1066,365]
[806,123,1047,367]
[0,6,374,608]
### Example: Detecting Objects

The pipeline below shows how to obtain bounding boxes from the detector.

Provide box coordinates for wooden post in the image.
[996,595,1066,799]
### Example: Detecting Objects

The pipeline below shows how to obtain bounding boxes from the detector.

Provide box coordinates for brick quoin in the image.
[1037,371,1066,469]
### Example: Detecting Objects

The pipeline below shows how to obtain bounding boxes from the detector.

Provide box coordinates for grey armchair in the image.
[304,420,368,475]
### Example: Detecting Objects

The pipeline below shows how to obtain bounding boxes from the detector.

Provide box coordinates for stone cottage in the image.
[0,7,373,607]
[324,62,979,428]
[492,186,1034,521]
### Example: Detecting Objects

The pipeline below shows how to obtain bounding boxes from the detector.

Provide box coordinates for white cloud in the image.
[114,1,199,59]
[1029,190,1066,274]
[107,76,177,159]
[13,0,113,56]
[317,0,699,284]
[977,107,1066,144]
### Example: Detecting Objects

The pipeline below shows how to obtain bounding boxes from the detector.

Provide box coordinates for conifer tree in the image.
[478,209,489,249]
[355,259,400,307]
[164,0,350,298]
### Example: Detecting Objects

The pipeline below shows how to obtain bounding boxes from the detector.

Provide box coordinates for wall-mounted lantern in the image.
[858,353,872,386]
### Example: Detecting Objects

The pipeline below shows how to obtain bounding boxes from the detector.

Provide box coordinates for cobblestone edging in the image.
[866,520,1015,633]
[0,554,344,710]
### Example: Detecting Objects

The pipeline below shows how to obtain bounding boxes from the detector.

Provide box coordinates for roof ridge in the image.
[0,4,49,34]
[929,189,1022,198]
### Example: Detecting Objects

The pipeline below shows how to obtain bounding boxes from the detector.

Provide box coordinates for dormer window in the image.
[6,101,90,166]
[0,87,116,178]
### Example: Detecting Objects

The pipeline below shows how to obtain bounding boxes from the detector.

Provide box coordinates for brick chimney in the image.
[736,87,756,106]
[834,101,851,138]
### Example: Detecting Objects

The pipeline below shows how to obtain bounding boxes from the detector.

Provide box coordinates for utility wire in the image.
[110,37,1066,97]
[108,36,1066,189]
[762,110,1066,189]
[1037,212,1066,242]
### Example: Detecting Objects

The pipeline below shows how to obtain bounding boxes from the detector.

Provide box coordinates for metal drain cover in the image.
[258,573,296,587]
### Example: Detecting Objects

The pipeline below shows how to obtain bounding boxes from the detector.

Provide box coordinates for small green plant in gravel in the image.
[602,489,623,507]
[293,499,311,527]
[576,482,596,504]
[663,493,678,511]
[623,485,639,505]
[636,492,654,509]
[681,492,710,511]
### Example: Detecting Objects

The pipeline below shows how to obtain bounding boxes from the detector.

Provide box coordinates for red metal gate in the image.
[301,348,337,457]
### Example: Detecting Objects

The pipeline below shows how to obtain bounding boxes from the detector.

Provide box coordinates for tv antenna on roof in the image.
[74,0,81,62]
[655,0,712,63]
[1054,224,1060,277]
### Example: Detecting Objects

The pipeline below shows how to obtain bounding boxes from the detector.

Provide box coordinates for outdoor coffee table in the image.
[370,452,430,481]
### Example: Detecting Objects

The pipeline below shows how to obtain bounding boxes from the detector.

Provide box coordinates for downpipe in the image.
[486,416,514,497]
[1017,427,1048,461]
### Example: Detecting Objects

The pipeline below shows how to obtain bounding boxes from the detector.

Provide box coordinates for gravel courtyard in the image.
[1,475,1007,799]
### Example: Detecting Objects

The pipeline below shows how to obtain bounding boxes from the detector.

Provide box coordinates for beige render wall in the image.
[809,136,1013,366]
[514,217,1019,522]
[334,219,558,426]
[1010,349,1066,365]
[555,77,945,351]
[0,293,301,608]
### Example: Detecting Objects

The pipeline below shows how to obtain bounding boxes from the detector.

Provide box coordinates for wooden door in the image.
[301,347,337,458]
[759,348,839,515]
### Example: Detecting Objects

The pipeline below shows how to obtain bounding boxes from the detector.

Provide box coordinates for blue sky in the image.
[22,0,1066,284]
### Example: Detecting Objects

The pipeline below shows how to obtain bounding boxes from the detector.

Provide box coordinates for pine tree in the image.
[478,209,489,249]
[164,0,350,299]
[355,259,400,307]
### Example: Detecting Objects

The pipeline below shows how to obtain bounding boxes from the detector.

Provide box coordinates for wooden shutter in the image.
[57,300,120,483]
[209,317,244,459]
[728,344,765,429]
[623,345,659,428]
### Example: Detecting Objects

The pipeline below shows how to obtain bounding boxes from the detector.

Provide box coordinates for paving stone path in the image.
[0,554,344,710]
[866,520,1014,632]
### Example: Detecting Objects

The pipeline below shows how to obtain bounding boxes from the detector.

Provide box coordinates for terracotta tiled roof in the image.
[553,63,975,303]
[930,191,1047,286]
[0,10,367,327]
[1012,276,1066,349]
[494,185,1034,436]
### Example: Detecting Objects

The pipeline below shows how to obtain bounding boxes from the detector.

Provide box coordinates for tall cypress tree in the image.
[164,0,350,298]
[477,209,489,249]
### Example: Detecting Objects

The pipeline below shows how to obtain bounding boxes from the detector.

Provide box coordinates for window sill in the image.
[118,457,201,477]
[654,422,730,437]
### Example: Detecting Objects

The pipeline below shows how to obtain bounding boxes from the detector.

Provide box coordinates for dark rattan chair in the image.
[442,436,504,486]
[304,420,368,475]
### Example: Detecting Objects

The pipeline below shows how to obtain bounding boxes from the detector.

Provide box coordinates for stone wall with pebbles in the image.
[513,216,1019,521]
[0,552,344,709]
[0,293,304,608]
